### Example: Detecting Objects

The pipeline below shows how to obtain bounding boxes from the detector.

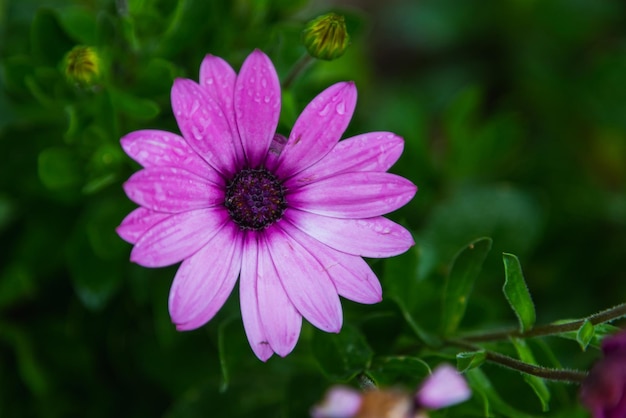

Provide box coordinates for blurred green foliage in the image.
[1,0,626,417]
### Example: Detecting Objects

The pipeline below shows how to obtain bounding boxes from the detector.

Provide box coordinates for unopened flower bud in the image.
[64,46,101,86]
[302,13,350,61]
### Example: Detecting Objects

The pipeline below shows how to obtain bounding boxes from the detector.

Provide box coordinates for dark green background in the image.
[1,0,625,416]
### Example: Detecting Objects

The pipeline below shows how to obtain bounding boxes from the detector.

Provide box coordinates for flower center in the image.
[225,168,287,230]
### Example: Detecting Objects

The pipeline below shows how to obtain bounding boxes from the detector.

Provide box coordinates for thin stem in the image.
[484,350,587,383]
[463,302,626,343]
[282,53,314,90]
[450,340,587,383]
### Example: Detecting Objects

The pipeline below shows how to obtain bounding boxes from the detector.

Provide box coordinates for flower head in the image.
[302,13,350,60]
[117,50,416,360]
[580,329,626,418]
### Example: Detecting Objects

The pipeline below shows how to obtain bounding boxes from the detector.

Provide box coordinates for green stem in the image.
[484,350,587,383]
[462,302,626,343]
[450,340,587,383]
[282,53,314,90]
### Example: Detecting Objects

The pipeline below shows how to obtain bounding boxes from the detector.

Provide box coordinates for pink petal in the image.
[311,386,362,418]
[122,167,224,213]
[280,220,382,304]
[234,50,281,168]
[116,207,169,244]
[263,133,288,169]
[271,82,357,178]
[265,225,343,333]
[239,231,274,361]
[287,172,417,219]
[169,222,243,330]
[286,210,414,258]
[120,130,221,183]
[199,54,244,166]
[130,207,229,267]
[171,78,239,176]
[256,235,302,356]
[286,132,404,188]
[416,364,471,409]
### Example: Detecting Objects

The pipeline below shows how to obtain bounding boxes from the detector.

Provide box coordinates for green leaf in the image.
[38,147,82,190]
[57,6,98,45]
[502,253,536,333]
[109,88,160,120]
[466,368,535,418]
[556,322,620,349]
[65,225,122,311]
[383,246,440,346]
[0,323,50,396]
[312,324,373,381]
[456,350,486,372]
[217,317,236,393]
[576,320,595,351]
[30,9,75,66]
[417,185,543,281]
[368,356,431,387]
[511,338,551,411]
[441,237,492,335]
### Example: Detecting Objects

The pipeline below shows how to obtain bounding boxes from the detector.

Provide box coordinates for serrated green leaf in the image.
[441,237,492,335]
[456,350,486,372]
[511,338,551,411]
[312,324,373,381]
[576,320,595,351]
[502,253,536,332]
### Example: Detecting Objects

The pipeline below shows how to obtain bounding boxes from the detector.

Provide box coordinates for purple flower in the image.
[117,50,416,360]
[580,329,626,418]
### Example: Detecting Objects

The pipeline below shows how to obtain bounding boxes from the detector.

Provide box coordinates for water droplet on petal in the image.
[336,101,346,115]
[190,100,200,116]
[206,77,214,85]
[318,103,331,116]
[191,125,203,140]
[261,77,267,88]
[264,96,271,103]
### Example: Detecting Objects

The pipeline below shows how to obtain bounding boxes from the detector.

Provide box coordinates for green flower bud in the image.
[302,13,350,61]
[64,46,101,86]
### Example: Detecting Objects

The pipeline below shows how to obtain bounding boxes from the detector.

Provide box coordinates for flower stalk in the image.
[461,302,626,343]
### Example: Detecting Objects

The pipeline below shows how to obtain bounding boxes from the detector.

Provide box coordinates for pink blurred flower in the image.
[580,329,626,418]
[311,364,470,418]
[117,50,416,360]
[311,386,363,418]
[415,364,471,409]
